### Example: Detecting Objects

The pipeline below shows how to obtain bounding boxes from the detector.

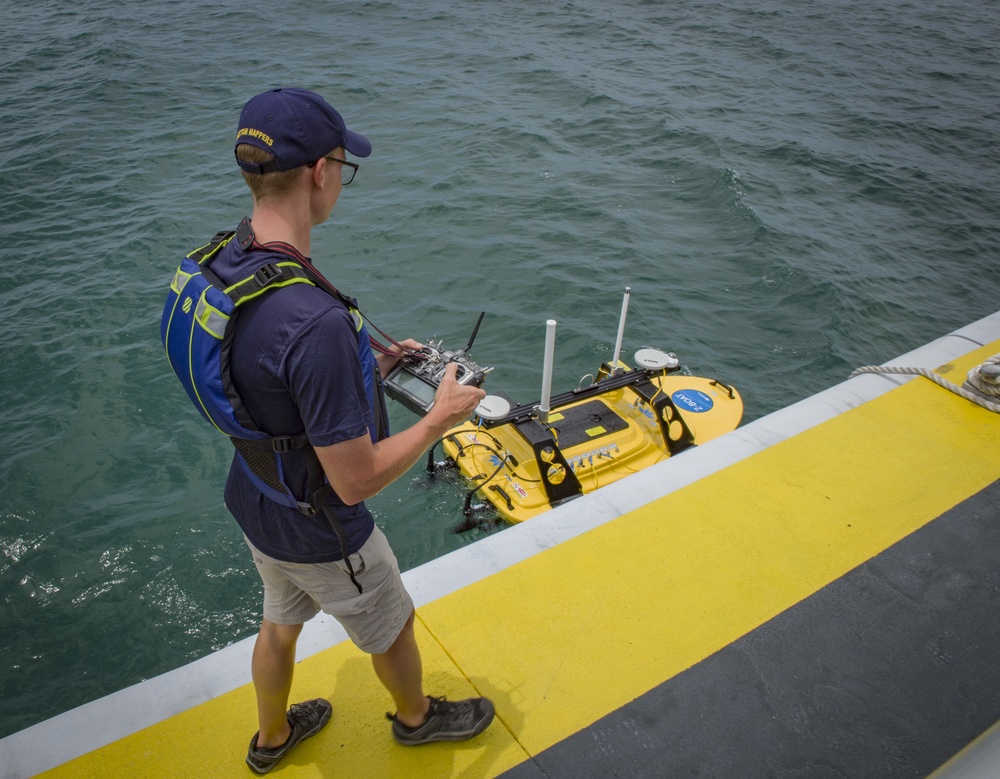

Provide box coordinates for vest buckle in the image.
[254,264,282,287]
[271,436,299,453]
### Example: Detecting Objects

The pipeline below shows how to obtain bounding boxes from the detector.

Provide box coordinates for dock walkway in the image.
[4,313,1000,779]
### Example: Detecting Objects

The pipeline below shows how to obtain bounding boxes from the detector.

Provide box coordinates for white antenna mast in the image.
[610,286,632,372]
[538,319,557,423]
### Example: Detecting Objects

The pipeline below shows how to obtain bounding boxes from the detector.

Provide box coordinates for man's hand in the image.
[427,363,486,429]
[315,363,485,506]
[376,338,423,377]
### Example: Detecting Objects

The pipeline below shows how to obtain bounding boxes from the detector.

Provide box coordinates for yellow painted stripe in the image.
[36,620,525,778]
[37,341,1000,777]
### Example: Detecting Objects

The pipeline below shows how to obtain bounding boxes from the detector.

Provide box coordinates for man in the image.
[176,87,493,774]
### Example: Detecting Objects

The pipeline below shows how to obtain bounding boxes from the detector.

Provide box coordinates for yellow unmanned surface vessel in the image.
[385,288,744,524]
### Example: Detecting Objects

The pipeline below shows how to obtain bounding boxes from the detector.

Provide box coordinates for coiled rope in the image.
[849,354,1000,413]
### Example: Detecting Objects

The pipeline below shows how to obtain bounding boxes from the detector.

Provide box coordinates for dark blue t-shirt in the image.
[209,234,381,563]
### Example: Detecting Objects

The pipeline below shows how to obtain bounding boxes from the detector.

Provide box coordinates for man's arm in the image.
[314,363,485,505]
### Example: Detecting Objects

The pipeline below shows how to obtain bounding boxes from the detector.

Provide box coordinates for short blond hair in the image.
[236,144,303,201]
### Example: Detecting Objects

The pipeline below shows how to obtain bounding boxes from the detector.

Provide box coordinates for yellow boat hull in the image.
[442,373,743,523]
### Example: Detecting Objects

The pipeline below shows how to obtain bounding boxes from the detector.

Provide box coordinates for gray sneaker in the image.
[246,698,333,774]
[388,695,495,745]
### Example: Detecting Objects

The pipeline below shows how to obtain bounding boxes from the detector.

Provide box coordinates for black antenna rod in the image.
[464,311,486,354]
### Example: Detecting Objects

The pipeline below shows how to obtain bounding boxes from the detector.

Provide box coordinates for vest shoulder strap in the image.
[224,262,314,306]
[186,230,235,264]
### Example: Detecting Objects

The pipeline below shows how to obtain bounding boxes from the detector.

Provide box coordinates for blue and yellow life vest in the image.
[160,221,376,591]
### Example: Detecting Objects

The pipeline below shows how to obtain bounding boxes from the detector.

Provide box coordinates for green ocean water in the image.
[2,0,999,738]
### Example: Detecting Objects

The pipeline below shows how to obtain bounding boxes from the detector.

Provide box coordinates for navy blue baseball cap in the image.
[235,87,372,174]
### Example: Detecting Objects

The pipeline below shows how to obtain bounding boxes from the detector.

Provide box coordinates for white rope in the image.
[849,353,1000,414]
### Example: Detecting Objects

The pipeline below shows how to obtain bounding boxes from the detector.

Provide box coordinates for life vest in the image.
[160,220,376,591]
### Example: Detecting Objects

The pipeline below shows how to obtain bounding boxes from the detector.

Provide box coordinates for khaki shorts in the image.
[245,526,414,654]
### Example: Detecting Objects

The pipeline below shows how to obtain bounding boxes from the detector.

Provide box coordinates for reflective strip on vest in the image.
[195,293,229,339]
[171,268,193,295]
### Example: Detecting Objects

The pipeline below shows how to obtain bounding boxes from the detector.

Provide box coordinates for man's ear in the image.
[310,159,327,188]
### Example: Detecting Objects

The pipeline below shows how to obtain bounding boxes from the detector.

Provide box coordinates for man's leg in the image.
[370,609,430,728]
[252,619,304,748]
[374,609,495,745]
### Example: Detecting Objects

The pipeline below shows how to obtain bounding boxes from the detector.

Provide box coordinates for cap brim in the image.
[343,128,372,158]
